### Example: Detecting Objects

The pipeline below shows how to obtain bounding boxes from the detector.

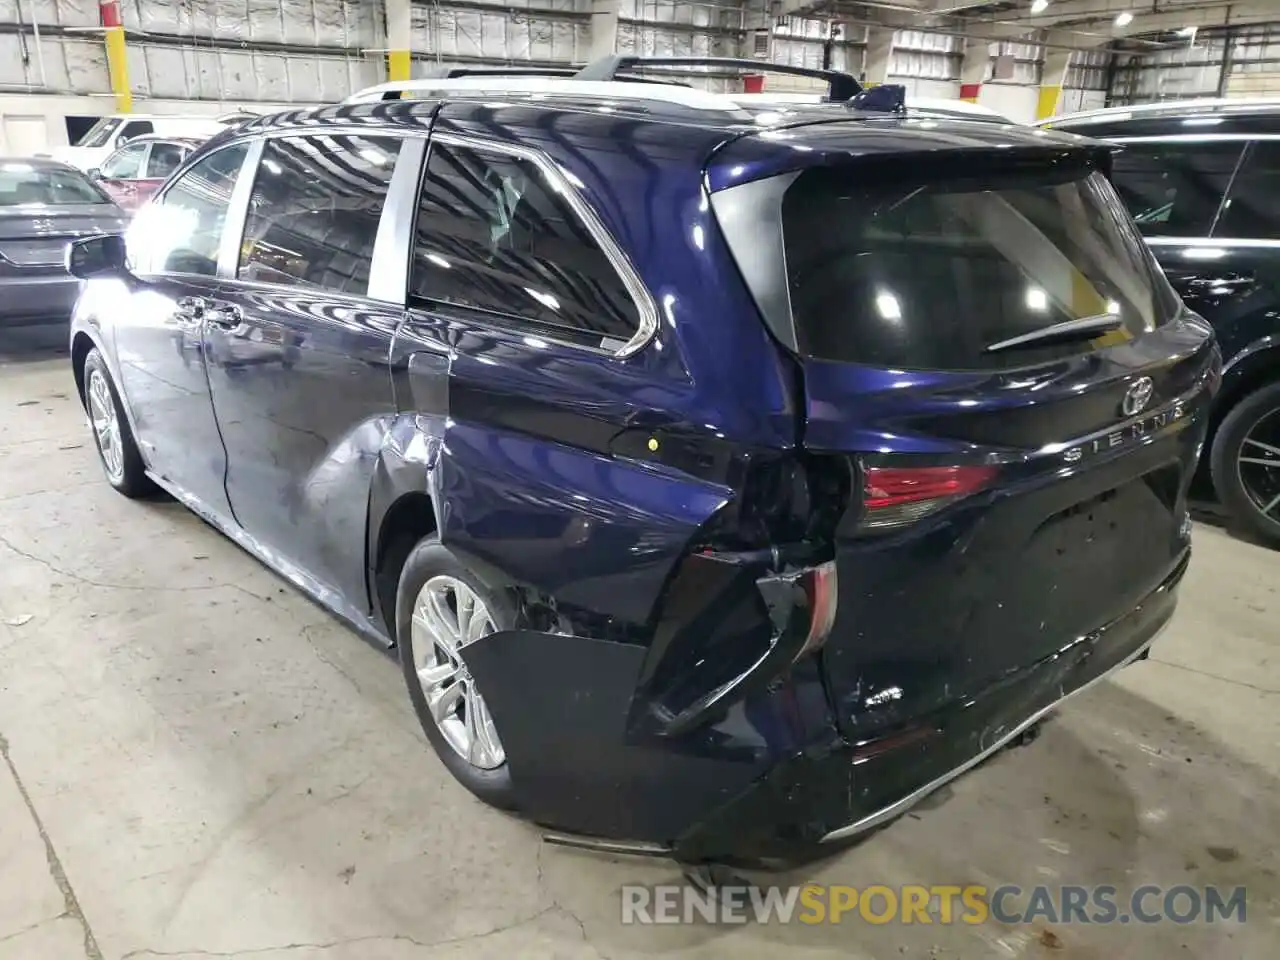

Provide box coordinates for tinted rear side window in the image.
[782,165,1175,371]
[1107,141,1242,236]
[411,140,639,347]
[239,135,399,294]
[1214,140,1280,238]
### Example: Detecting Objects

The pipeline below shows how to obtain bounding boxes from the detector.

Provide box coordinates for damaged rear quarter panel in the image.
[434,416,733,624]
[388,317,734,627]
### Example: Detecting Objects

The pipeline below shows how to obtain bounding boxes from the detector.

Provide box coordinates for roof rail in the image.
[573,55,862,102]
[440,66,690,86]
[1041,95,1280,126]
[442,66,577,79]
[341,75,746,112]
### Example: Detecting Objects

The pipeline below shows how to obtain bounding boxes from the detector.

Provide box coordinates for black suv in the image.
[1043,99,1280,544]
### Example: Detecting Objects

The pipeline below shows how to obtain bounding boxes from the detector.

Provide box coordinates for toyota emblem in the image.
[1122,376,1155,417]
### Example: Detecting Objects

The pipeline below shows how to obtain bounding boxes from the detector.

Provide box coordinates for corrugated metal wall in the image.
[890,30,960,82]
[1067,47,1110,93]
[412,0,588,70]
[0,0,1117,110]
[616,0,743,92]
[1109,23,1280,104]
[0,0,379,103]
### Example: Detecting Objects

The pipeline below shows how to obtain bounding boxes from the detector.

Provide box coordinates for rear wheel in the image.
[1210,381,1280,547]
[395,536,518,809]
[82,348,154,498]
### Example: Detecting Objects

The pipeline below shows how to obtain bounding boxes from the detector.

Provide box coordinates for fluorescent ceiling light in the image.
[875,292,902,322]
[1031,0,1049,13]
[1115,11,1134,27]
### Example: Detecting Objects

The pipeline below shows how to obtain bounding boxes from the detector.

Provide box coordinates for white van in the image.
[49,112,256,170]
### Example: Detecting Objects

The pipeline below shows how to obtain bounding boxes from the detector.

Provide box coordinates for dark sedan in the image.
[0,158,126,327]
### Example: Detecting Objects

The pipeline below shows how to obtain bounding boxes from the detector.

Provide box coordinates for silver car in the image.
[0,158,126,327]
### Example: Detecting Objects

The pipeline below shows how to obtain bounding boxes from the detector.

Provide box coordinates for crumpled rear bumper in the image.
[674,548,1186,862]
[462,549,1186,863]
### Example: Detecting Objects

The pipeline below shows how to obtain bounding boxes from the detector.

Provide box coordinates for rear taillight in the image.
[860,464,998,533]
[796,560,838,657]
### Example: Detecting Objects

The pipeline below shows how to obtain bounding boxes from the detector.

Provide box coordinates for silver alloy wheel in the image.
[1237,409,1280,521]
[87,369,124,483]
[410,575,506,769]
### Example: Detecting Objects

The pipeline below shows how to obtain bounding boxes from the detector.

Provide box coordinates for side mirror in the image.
[67,234,127,279]
[87,167,103,181]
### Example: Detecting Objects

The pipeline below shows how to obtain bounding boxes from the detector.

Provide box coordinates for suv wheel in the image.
[395,536,518,809]
[1210,381,1280,547]
[83,348,154,498]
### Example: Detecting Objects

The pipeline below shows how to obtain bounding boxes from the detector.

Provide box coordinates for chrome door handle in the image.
[174,296,208,323]
[206,304,243,331]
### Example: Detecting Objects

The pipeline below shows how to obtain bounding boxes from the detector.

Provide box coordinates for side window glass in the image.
[119,120,154,142]
[100,142,146,179]
[1108,141,1243,237]
[238,135,400,294]
[145,142,185,179]
[1213,141,1280,239]
[410,141,640,346]
[127,142,248,276]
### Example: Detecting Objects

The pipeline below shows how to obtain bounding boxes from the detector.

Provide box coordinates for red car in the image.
[89,136,202,213]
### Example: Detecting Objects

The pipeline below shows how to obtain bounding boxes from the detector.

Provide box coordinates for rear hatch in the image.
[710,119,1218,740]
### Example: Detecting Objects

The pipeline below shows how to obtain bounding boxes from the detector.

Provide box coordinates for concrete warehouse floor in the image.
[0,326,1278,960]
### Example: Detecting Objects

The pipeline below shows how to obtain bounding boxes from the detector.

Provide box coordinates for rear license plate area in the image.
[0,239,67,266]
[1018,466,1182,633]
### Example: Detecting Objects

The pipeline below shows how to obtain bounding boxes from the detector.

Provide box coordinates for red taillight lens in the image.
[797,560,838,657]
[860,464,998,532]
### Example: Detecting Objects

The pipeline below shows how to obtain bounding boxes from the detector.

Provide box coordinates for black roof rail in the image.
[847,84,907,114]
[574,55,862,102]
[443,66,578,79]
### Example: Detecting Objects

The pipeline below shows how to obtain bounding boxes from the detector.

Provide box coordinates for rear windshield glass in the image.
[782,165,1177,370]
[0,164,108,205]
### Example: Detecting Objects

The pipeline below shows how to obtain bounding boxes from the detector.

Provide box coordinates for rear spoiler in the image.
[705,129,1114,194]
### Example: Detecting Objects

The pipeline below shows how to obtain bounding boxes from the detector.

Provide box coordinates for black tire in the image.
[1210,380,1280,547]
[82,348,155,499]
[395,536,519,809]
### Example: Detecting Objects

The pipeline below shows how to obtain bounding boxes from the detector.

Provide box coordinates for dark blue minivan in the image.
[66,59,1219,862]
